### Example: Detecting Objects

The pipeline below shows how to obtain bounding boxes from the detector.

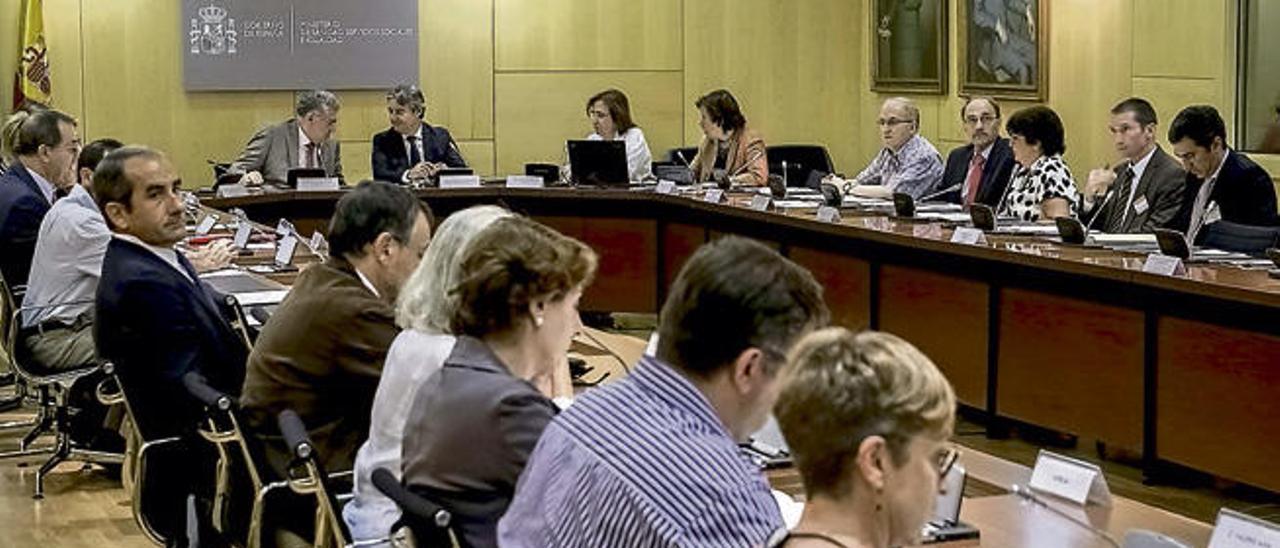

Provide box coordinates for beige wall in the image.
[1,0,1275,198]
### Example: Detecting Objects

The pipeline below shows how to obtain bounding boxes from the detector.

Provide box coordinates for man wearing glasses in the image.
[939,96,1016,209]
[829,97,944,200]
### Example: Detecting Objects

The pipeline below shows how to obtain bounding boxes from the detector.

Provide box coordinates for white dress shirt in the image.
[298,126,318,169]
[27,166,56,205]
[587,127,654,181]
[21,185,110,327]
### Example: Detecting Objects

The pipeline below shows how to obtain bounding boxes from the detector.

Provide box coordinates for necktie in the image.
[964,153,986,206]
[1188,176,1216,242]
[304,143,317,169]
[407,135,422,166]
[1117,167,1137,227]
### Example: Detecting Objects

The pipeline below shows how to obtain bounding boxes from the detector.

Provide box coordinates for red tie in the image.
[964,153,986,206]
[305,143,317,169]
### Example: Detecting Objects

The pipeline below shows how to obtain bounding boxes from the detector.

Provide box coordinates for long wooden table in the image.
[203,185,1280,498]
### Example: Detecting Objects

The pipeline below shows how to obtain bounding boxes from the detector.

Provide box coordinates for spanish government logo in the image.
[189,3,238,55]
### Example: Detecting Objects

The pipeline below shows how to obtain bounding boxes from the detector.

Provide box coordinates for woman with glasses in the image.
[997,105,1080,221]
[770,328,958,548]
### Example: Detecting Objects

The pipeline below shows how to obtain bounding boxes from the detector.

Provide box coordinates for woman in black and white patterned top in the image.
[998,106,1079,221]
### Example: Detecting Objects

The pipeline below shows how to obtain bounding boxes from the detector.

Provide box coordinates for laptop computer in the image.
[567,140,629,188]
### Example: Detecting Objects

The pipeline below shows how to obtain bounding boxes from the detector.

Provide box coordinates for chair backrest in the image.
[1200,220,1280,256]
[0,271,15,374]
[370,467,454,547]
[277,409,352,547]
[1123,529,1192,548]
[766,145,835,187]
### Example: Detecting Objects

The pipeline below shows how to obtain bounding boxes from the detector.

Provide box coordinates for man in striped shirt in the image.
[499,236,829,547]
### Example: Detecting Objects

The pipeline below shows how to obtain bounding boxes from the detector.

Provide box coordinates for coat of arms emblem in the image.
[189,3,237,55]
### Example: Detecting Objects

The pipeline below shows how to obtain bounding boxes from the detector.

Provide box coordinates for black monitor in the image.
[567,140,628,187]
[286,168,327,189]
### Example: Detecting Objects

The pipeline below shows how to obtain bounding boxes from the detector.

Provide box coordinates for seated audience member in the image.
[940,96,1015,208]
[690,89,769,187]
[240,180,433,476]
[997,106,1079,221]
[94,146,247,441]
[401,215,597,548]
[228,89,342,185]
[500,236,829,547]
[1168,105,1279,242]
[1079,98,1186,233]
[0,109,79,288]
[343,205,511,542]
[769,328,957,548]
[833,97,943,200]
[371,84,467,184]
[583,88,652,181]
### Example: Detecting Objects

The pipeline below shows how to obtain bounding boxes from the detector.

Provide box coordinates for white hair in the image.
[395,205,512,333]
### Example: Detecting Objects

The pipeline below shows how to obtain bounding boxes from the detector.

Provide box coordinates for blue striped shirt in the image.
[498,356,782,547]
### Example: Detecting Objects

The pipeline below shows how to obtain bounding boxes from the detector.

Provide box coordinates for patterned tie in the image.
[964,153,986,206]
[305,143,317,169]
[1117,167,1137,228]
[407,135,422,166]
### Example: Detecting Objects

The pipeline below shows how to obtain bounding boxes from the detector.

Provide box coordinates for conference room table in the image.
[201,183,1280,503]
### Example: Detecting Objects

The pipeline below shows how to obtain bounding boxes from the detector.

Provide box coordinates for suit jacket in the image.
[228,118,343,184]
[1082,146,1187,233]
[95,238,247,441]
[0,163,52,288]
[371,124,467,182]
[691,125,769,187]
[402,336,558,548]
[1173,149,1280,235]
[239,257,397,477]
[939,138,1016,208]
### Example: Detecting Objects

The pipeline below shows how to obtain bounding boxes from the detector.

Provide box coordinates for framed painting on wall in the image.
[958,0,1048,101]
[872,0,948,95]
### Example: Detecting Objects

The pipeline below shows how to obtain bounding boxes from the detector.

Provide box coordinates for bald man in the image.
[829,97,943,200]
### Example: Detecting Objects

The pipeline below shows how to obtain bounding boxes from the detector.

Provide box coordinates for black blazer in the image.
[95,238,248,441]
[371,124,467,182]
[0,163,52,288]
[939,138,1016,207]
[1081,146,1187,234]
[1173,149,1279,235]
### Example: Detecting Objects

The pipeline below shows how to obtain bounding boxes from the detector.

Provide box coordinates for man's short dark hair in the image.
[1168,105,1226,149]
[1006,106,1067,157]
[695,89,747,133]
[79,138,125,172]
[960,96,1001,120]
[386,84,426,118]
[657,236,829,376]
[93,146,165,228]
[327,180,433,260]
[12,109,76,156]
[1111,97,1158,127]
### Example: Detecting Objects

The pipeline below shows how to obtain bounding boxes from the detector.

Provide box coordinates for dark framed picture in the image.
[958,0,1049,101]
[871,0,948,95]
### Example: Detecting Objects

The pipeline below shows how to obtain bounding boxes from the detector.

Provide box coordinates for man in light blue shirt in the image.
[499,236,829,547]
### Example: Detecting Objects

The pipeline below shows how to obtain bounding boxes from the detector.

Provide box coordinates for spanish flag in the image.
[13,0,52,109]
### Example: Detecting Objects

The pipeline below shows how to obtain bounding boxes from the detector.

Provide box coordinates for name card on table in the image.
[655,180,678,195]
[950,227,988,245]
[1143,253,1187,277]
[297,177,340,192]
[1029,450,1112,507]
[704,189,725,203]
[1210,508,1280,548]
[195,214,217,236]
[309,232,327,255]
[233,221,252,249]
[440,175,482,189]
[817,206,841,223]
[506,175,545,189]
[750,194,773,211]
[216,184,250,198]
[274,234,298,266]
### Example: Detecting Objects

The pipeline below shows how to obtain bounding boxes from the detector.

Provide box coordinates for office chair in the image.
[370,467,454,547]
[1199,220,1280,256]
[766,144,835,187]
[278,409,380,548]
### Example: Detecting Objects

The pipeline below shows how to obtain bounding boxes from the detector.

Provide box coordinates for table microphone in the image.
[675,150,692,169]
[1083,162,1127,236]
[1011,484,1121,548]
[918,183,963,203]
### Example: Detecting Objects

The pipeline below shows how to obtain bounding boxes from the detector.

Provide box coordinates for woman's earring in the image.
[534,316,544,327]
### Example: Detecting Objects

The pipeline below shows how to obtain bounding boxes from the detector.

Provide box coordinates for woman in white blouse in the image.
[998,105,1080,221]
[584,89,653,181]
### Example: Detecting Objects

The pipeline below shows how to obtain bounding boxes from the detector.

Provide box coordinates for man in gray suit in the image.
[1081,97,1187,233]
[229,89,343,185]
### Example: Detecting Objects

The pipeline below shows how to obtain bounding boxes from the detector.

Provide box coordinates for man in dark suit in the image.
[939,96,1015,208]
[1168,105,1279,241]
[94,146,247,441]
[227,89,343,186]
[1080,98,1187,234]
[0,109,80,288]
[371,84,466,184]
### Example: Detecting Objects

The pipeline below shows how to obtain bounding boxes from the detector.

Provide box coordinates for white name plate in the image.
[297,177,340,192]
[275,234,298,266]
[216,184,250,198]
[704,189,725,203]
[506,175,545,189]
[275,218,291,236]
[1029,450,1112,507]
[233,221,252,249]
[1210,508,1280,548]
[309,231,326,252]
[1143,253,1187,276]
[195,215,217,236]
[816,206,841,223]
[439,175,482,189]
[750,194,773,211]
[655,180,678,195]
[950,227,988,245]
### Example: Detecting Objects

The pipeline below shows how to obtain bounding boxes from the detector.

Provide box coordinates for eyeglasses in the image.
[937,446,960,478]
[964,115,998,126]
[877,117,914,127]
